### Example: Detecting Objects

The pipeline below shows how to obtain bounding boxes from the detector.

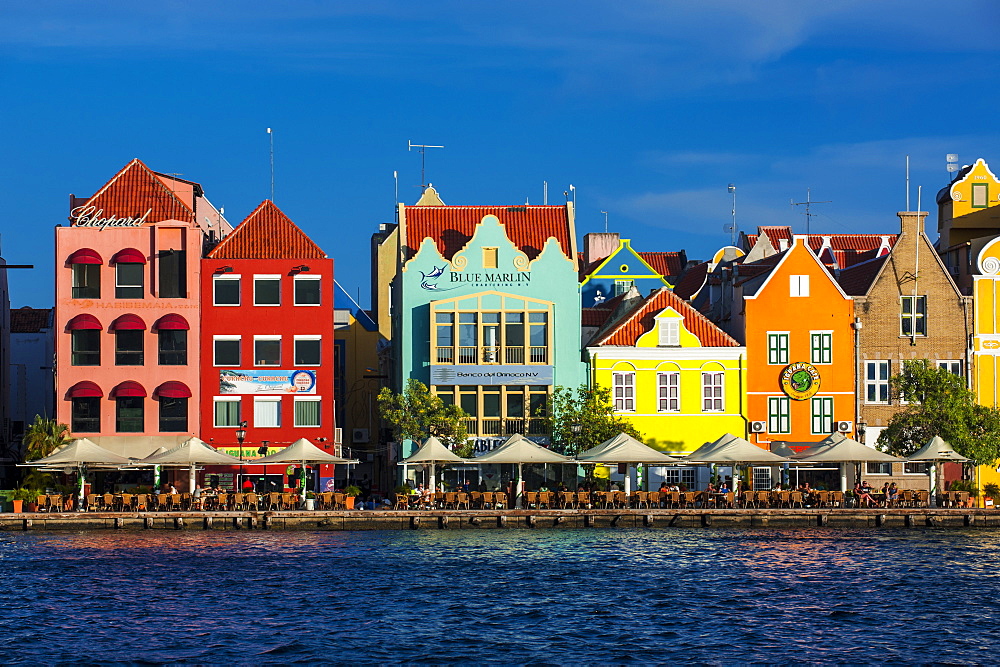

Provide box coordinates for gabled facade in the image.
[200,200,336,490]
[937,158,1000,294]
[578,232,684,306]
[586,286,746,461]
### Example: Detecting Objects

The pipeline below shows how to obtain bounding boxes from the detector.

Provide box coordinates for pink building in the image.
[55,159,232,457]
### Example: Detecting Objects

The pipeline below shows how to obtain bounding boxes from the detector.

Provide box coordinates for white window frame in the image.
[903,462,929,475]
[768,396,790,434]
[659,319,680,347]
[767,332,789,365]
[253,274,282,307]
[213,275,241,306]
[293,396,322,427]
[253,396,282,428]
[864,360,890,404]
[938,360,963,377]
[612,371,635,412]
[702,372,724,412]
[790,274,810,297]
[294,335,322,366]
[213,335,241,367]
[810,331,832,365]
[866,462,891,475]
[293,275,322,306]
[613,280,634,296]
[213,396,241,428]
[810,396,834,435]
[657,372,680,412]
[254,335,281,367]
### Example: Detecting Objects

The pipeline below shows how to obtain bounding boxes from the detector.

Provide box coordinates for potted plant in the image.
[11,488,36,513]
[984,483,1000,509]
[344,485,361,510]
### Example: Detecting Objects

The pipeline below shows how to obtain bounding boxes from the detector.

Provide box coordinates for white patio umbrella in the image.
[400,436,468,495]
[576,432,681,494]
[906,435,969,506]
[793,433,902,492]
[21,438,133,507]
[139,437,244,493]
[256,438,357,501]
[685,433,789,492]
[475,433,571,507]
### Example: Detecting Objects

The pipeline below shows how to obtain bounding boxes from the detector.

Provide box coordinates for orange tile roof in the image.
[72,158,195,224]
[594,287,739,347]
[745,226,896,268]
[673,262,709,300]
[403,205,573,261]
[207,200,327,259]
[637,251,685,277]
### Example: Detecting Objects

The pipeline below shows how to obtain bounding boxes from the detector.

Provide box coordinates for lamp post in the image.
[236,421,247,490]
[571,423,582,489]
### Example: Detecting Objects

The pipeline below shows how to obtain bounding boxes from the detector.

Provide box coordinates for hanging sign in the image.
[71,205,152,229]
[780,362,821,400]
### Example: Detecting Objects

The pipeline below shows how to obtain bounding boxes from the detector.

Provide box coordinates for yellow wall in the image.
[972,236,1000,493]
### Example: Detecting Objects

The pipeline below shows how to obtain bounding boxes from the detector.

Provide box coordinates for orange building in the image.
[732,236,856,449]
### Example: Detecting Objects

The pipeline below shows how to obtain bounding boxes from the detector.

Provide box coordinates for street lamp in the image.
[236,421,247,490]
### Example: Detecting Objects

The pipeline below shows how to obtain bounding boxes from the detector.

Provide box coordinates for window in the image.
[904,462,929,475]
[115,263,144,298]
[115,330,143,366]
[214,336,241,366]
[810,332,832,365]
[612,372,635,412]
[213,275,241,306]
[768,397,790,434]
[116,397,144,432]
[254,397,281,428]
[658,372,680,412]
[159,397,187,432]
[529,313,548,351]
[901,296,927,336]
[663,468,697,487]
[294,397,321,427]
[614,280,634,296]
[790,274,810,297]
[254,275,281,306]
[294,336,321,366]
[293,275,321,305]
[158,330,187,365]
[702,372,724,411]
[659,320,680,347]
[865,361,890,404]
[158,250,186,298]
[214,397,241,428]
[752,467,772,492]
[482,247,498,269]
[71,330,101,366]
[866,462,891,475]
[71,264,100,299]
[435,313,455,363]
[811,396,834,434]
[71,397,101,432]
[972,183,989,208]
[254,336,281,366]
[767,333,789,365]
[938,360,963,376]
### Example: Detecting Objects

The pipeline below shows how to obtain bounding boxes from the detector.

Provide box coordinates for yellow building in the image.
[586,286,746,486]
[972,236,1000,493]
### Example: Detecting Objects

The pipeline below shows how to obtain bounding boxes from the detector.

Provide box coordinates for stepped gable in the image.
[71,158,195,224]
[594,287,739,348]
[637,251,685,278]
[403,205,573,262]
[837,255,890,296]
[11,307,52,333]
[207,200,326,259]
[673,261,709,300]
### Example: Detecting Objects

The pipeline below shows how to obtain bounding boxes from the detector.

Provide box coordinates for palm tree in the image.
[22,415,70,462]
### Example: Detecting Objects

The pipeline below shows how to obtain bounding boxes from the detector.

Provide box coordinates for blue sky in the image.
[2,1,998,308]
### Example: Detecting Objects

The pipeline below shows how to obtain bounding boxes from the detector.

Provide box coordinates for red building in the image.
[200,200,336,491]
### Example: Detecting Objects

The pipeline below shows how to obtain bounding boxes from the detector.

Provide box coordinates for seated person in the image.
[718,482,731,494]
[855,482,875,507]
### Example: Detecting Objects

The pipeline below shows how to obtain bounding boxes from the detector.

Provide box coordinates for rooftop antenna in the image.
[946,153,960,181]
[393,170,398,206]
[543,181,548,205]
[790,188,831,236]
[267,128,274,201]
[408,140,444,191]
[601,210,608,233]
[723,183,738,245]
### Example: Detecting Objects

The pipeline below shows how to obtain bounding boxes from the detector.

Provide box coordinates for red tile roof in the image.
[837,255,889,296]
[637,251,685,277]
[207,200,326,259]
[745,226,896,269]
[403,205,573,261]
[10,307,52,333]
[582,307,614,327]
[673,262,709,300]
[71,158,195,224]
[594,287,739,347]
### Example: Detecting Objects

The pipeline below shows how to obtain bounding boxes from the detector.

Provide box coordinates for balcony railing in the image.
[462,417,549,437]
[435,346,550,365]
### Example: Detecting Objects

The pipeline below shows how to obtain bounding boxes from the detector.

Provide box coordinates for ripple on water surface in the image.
[2,528,1000,664]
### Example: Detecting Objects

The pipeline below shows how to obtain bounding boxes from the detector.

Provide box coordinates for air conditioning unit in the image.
[749,421,767,434]
[334,427,343,444]
[352,428,370,444]
[836,421,853,433]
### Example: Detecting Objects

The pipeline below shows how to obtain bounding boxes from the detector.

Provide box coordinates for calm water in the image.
[2,527,999,665]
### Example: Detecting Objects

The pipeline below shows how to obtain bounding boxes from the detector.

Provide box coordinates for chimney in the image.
[898,211,928,237]
[583,232,620,266]
[777,238,790,252]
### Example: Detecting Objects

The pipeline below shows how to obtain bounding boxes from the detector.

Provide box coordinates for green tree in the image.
[22,415,70,462]
[378,379,472,457]
[877,360,1000,466]
[545,384,643,455]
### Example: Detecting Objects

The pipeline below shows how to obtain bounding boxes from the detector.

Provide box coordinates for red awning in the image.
[152,314,190,330]
[110,248,147,265]
[154,381,192,398]
[110,381,147,398]
[67,381,103,398]
[67,314,102,330]
[109,314,146,331]
[67,248,103,265]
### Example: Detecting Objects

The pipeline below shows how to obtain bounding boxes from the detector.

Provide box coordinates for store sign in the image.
[71,205,152,229]
[780,362,821,400]
[220,370,317,394]
[470,436,551,456]
[430,364,553,385]
[418,264,531,292]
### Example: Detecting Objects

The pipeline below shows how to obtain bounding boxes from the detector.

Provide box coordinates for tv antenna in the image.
[723,184,738,245]
[601,210,609,233]
[267,128,275,201]
[408,140,444,191]
[790,188,831,235]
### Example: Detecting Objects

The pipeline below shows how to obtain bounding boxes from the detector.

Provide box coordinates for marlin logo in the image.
[420,265,447,290]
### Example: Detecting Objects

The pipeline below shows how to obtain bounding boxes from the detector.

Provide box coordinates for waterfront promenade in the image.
[2,507,998,531]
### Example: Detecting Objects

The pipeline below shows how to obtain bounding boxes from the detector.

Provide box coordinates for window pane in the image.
[158,330,187,365]
[460,391,478,416]
[436,313,454,347]
[295,339,321,365]
[72,264,100,299]
[294,400,321,427]
[255,339,281,366]
[459,314,478,346]
[116,397,144,432]
[506,392,524,418]
[214,277,240,305]
[214,400,241,428]
[115,330,144,366]
[158,250,186,298]
[483,389,501,417]
[255,278,280,305]
[294,278,321,305]
[116,263,144,298]
[72,397,101,432]
[71,330,101,366]
[159,397,188,432]
[215,339,240,366]
[254,399,281,427]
